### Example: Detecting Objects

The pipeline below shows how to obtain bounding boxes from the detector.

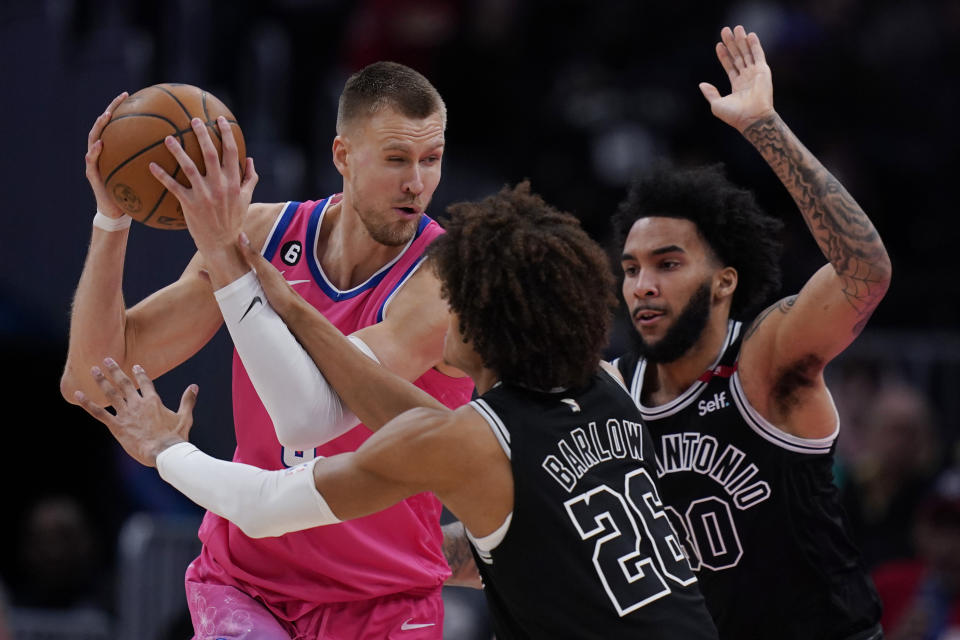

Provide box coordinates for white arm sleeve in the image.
[156,442,341,538]
[214,271,379,450]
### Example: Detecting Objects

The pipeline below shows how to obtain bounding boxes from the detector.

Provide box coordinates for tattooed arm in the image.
[442,521,482,588]
[701,26,891,436]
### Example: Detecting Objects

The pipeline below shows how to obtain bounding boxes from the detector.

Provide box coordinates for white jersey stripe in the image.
[729,371,838,454]
[635,320,742,420]
[470,398,512,459]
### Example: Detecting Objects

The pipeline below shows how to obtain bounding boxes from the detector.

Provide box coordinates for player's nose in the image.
[632,270,659,298]
[402,164,424,195]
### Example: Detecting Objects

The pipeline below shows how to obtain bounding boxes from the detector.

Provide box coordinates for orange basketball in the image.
[98,83,246,230]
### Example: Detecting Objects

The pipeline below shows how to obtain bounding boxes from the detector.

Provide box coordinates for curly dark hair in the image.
[429,182,617,390]
[611,162,784,320]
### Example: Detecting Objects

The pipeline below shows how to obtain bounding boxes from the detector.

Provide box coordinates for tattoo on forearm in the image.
[442,521,481,587]
[744,295,797,341]
[744,116,889,334]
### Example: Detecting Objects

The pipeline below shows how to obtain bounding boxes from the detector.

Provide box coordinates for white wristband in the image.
[156,441,342,538]
[93,210,133,232]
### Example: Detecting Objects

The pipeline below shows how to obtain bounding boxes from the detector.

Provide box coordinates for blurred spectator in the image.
[873,467,960,639]
[840,383,943,568]
[12,495,111,614]
[0,581,11,640]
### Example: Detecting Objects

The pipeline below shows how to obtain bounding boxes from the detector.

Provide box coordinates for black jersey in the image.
[615,320,882,640]
[467,369,718,639]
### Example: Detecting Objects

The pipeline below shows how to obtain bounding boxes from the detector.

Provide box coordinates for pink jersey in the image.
[192,196,475,622]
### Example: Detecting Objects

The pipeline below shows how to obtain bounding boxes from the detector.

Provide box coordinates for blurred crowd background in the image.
[1,0,958,638]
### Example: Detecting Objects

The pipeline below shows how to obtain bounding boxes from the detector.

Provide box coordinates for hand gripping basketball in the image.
[96,83,248,230]
[148,116,258,261]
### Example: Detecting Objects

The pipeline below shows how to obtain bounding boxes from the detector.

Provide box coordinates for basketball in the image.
[98,83,246,230]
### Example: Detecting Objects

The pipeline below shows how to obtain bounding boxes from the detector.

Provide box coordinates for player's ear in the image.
[332,136,348,176]
[714,266,737,300]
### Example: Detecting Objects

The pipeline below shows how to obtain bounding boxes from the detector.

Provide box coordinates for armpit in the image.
[772,353,824,414]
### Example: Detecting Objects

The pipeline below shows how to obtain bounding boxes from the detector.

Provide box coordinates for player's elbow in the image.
[273,407,358,451]
[60,367,84,405]
[235,518,278,539]
[869,241,893,292]
[274,414,328,451]
[876,253,893,291]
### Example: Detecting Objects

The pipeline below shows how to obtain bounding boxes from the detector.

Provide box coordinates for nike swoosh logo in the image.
[280,270,310,286]
[239,296,262,322]
[400,618,436,631]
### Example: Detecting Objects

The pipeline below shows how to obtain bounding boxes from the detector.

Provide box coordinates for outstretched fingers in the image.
[217,117,241,178]
[175,384,199,440]
[716,41,738,81]
[86,93,128,173]
[88,92,127,146]
[240,157,259,200]
[130,364,158,399]
[747,31,766,66]
[74,390,116,428]
[732,25,754,66]
[699,82,721,105]
[102,358,140,402]
[192,117,222,179]
[90,365,125,407]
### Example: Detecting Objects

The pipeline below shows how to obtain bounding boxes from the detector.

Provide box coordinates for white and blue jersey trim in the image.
[262,200,303,260]
[376,255,428,323]
[263,197,432,302]
[307,202,431,301]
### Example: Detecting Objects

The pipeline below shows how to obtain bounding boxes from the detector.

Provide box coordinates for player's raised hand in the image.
[699,26,774,133]
[85,92,129,220]
[74,358,198,467]
[149,117,258,281]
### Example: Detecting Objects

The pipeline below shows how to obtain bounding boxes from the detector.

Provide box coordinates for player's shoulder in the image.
[377,405,484,459]
[599,360,626,386]
[244,202,287,247]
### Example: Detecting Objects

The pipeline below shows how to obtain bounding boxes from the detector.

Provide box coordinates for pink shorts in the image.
[185,559,445,640]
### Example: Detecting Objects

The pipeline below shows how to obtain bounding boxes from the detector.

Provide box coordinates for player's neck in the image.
[472,367,500,396]
[316,199,407,290]
[644,314,730,404]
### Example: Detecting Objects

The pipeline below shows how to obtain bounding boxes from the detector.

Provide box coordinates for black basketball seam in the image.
[102,122,198,207]
[101,84,242,226]
[102,117,242,188]
[103,123,184,185]
[155,84,195,123]
[102,112,182,133]
[141,163,184,226]
[102,123,194,187]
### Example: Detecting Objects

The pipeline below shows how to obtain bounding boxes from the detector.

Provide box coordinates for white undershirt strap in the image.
[466,513,513,565]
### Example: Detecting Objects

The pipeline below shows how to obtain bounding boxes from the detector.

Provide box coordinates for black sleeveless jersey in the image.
[467,369,718,639]
[615,321,882,640]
